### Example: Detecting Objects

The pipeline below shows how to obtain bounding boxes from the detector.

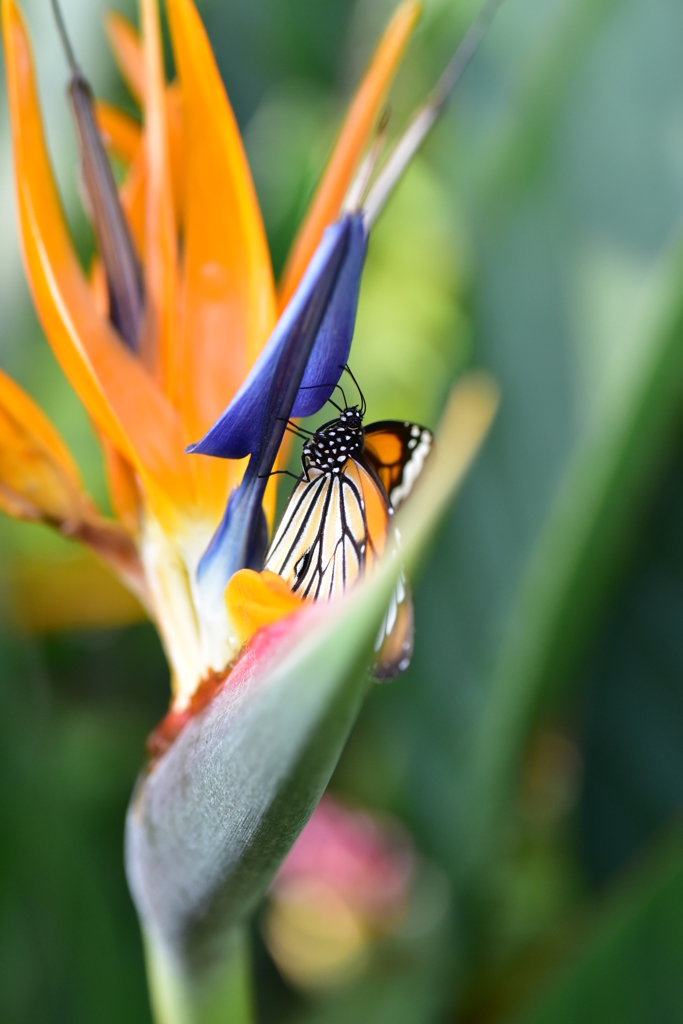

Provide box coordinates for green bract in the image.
[125,377,498,1022]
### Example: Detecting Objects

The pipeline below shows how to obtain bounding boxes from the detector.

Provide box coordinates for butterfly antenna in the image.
[334,381,348,409]
[291,380,347,415]
[343,108,391,214]
[363,0,504,228]
[50,0,79,74]
[298,381,349,405]
[343,363,366,417]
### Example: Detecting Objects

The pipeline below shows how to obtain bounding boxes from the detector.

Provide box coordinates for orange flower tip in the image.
[94,101,142,165]
[104,10,145,105]
[225,569,305,647]
[363,0,505,228]
[277,0,422,309]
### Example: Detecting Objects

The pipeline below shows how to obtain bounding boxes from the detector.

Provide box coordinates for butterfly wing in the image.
[264,460,389,600]
[374,570,414,680]
[362,420,433,510]
[264,446,420,677]
[361,421,432,676]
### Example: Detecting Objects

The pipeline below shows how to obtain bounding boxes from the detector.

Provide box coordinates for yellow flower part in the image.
[225,569,304,647]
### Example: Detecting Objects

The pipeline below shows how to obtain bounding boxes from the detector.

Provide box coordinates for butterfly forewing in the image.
[265,472,329,583]
[264,460,389,600]
[363,420,433,509]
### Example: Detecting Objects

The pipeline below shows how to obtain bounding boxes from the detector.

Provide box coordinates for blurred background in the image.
[2,0,683,1020]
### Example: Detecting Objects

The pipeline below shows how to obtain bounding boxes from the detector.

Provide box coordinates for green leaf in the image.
[578,430,683,884]
[466,238,683,873]
[124,377,498,1023]
[369,0,683,900]
[509,829,683,1024]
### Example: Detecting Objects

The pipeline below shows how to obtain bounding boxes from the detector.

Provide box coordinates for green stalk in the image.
[144,927,253,1024]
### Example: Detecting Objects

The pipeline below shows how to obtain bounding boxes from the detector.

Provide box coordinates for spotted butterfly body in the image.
[264,405,433,677]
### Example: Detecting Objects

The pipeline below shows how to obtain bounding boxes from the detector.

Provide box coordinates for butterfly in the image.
[264,387,433,678]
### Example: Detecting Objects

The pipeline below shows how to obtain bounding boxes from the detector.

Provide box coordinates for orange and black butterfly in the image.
[264,381,432,678]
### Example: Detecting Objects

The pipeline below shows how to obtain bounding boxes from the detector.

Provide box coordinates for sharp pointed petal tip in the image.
[192,215,361,464]
[184,436,224,457]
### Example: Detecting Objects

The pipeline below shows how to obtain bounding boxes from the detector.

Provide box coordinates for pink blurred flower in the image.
[265,794,415,988]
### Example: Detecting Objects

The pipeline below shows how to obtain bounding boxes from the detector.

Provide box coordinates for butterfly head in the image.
[338,405,364,431]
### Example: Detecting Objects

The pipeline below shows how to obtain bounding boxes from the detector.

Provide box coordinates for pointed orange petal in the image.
[94,100,141,165]
[103,11,184,223]
[166,0,276,429]
[100,433,141,535]
[2,0,193,527]
[116,86,183,243]
[166,0,276,513]
[120,148,147,254]
[0,364,83,523]
[278,1,421,310]
[89,255,109,318]
[0,367,146,601]
[105,10,145,105]
[140,0,178,392]
[225,569,304,646]
[166,82,185,228]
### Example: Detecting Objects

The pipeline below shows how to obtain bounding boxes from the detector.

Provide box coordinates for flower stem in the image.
[143,926,254,1024]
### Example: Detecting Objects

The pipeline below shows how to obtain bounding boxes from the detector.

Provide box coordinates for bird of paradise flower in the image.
[1,0,496,714]
[0,0,501,1017]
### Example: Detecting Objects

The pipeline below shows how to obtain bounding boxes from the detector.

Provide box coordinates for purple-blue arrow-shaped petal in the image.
[193,213,366,599]
[187,214,367,460]
[291,216,367,417]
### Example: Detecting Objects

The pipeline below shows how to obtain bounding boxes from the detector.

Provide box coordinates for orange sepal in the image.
[0,365,85,523]
[105,10,145,105]
[226,569,305,646]
[104,12,184,224]
[140,0,178,392]
[100,433,141,535]
[166,83,185,228]
[94,100,141,165]
[278,0,421,309]
[0,366,148,601]
[2,0,194,529]
[120,148,147,255]
[119,87,184,238]
[166,0,276,514]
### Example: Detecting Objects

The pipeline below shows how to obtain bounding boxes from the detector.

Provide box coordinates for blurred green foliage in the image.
[1,0,683,1021]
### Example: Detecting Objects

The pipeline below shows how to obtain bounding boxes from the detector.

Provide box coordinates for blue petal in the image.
[187,213,367,459]
[292,215,367,417]
[195,215,366,597]
[196,482,268,601]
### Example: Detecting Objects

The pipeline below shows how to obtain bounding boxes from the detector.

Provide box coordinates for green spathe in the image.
[125,375,498,1022]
